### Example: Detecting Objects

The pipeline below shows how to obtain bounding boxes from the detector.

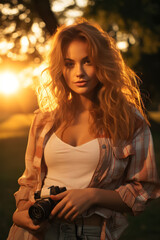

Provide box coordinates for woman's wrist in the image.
[87,188,99,206]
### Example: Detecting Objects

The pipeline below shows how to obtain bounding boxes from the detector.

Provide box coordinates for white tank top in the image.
[42,133,100,190]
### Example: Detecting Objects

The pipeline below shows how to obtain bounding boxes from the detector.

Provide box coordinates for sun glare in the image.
[0,72,20,95]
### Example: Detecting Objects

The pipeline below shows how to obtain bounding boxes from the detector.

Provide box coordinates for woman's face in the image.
[62,40,99,98]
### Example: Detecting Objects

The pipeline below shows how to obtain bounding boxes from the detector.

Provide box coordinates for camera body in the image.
[28,185,66,225]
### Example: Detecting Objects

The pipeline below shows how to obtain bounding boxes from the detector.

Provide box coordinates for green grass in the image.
[0,113,160,240]
[0,114,32,239]
[0,113,33,139]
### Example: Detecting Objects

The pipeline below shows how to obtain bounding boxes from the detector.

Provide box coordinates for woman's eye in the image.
[65,62,74,68]
[84,59,92,65]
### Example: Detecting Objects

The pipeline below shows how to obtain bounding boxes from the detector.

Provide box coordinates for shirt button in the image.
[102,144,106,149]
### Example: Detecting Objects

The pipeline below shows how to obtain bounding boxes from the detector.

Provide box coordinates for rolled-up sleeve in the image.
[14,110,53,207]
[115,123,160,215]
[14,113,40,206]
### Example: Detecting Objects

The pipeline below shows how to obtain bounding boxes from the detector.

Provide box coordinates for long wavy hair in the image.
[36,18,149,145]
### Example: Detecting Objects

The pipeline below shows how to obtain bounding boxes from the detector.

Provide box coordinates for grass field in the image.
[0,113,160,240]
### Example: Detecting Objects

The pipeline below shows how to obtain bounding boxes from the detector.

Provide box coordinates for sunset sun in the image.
[0,72,20,95]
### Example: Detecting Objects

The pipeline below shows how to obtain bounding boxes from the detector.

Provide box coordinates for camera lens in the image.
[29,198,54,223]
[29,186,67,224]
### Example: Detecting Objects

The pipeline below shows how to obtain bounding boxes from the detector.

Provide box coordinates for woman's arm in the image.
[13,201,40,231]
[49,187,131,222]
[91,188,132,213]
[114,124,160,216]
[13,199,49,234]
[12,112,49,232]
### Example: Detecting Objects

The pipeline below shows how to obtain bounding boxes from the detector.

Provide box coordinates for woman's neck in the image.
[74,94,94,112]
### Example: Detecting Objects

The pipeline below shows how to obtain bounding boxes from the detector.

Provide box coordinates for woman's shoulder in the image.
[133,108,150,135]
[110,108,150,156]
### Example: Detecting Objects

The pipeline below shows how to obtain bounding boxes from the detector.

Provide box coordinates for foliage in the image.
[0,0,58,65]
[0,0,87,65]
[84,0,160,106]
[85,0,160,57]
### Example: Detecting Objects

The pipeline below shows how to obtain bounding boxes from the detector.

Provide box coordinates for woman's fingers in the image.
[63,207,78,221]
[70,212,79,222]
[57,203,72,218]
[50,196,67,219]
[28,222,42,231]
[50,191,67,201]
[49,189,94,221]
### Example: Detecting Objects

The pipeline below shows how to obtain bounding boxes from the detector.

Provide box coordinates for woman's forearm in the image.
[91,188,132,213]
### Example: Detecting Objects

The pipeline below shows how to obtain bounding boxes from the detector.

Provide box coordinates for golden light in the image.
[0,72,20,95]
[76,0,88,7]
[0,41,14,55]
[20,36,29,53]
[116,41,129,52]
[65,9,83,18]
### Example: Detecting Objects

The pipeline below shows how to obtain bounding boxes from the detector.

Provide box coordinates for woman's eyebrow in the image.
[64,56,89,61]
[83,56,89,60]
[64,58,74,61]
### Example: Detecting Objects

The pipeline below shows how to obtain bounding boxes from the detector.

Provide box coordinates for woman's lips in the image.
[74,81,88,87]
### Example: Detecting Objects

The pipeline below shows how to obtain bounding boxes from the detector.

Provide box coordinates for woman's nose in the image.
[76,64,85,78]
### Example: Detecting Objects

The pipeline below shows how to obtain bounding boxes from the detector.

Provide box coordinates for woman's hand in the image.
[49,188,95,222]
[13,201,49,234]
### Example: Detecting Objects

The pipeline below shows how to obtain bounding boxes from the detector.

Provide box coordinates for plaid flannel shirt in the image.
[7,110,160,240]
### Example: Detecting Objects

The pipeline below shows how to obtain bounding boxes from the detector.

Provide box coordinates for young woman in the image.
[7,19,160,240]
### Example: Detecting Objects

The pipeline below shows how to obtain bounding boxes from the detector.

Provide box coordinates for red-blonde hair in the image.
[36,18,149,144]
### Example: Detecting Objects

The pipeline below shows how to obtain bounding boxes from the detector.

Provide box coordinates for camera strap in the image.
[40,187,51,198]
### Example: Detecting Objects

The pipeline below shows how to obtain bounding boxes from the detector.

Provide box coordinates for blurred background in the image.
[0,0,160,239]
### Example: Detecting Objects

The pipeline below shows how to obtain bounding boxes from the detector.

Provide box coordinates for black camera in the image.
[28,185,66,225]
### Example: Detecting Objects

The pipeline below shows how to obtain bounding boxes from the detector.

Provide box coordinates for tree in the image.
[0,0,87,65]
[0,0,58,65]
[85,0,160,107]
[0,0,87,112]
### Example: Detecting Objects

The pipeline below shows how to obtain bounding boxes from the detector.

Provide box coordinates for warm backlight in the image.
[0,72,20,95]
